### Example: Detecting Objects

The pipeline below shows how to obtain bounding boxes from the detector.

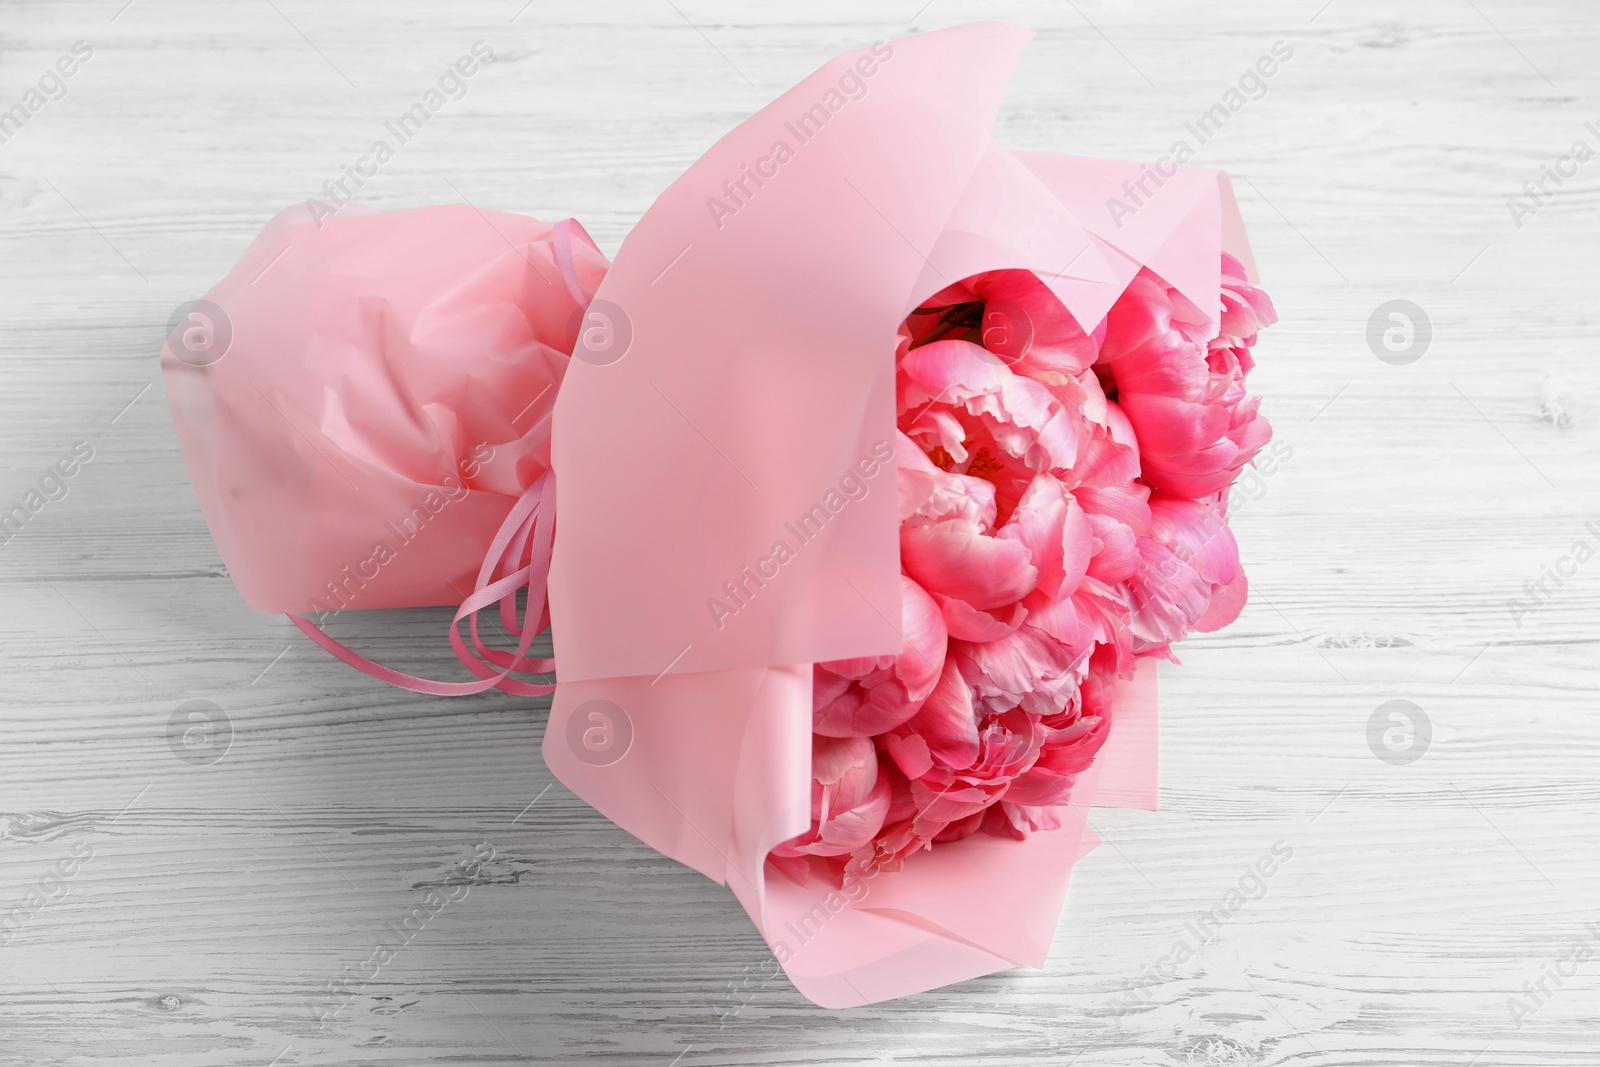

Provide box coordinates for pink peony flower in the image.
[1096,254,1275,498]
[865,648,1116,872]
[897,437,1090,642]
[903,270,1099,384]
[898,336,1081,518]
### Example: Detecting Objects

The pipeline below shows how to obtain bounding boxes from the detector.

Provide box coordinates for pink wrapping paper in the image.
[163,22,1259,1008]
[542,23,1244,1006]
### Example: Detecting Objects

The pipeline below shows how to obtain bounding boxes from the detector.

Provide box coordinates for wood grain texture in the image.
[2,0,1598,1064]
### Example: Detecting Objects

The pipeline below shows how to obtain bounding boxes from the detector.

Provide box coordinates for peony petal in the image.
[812,734,877,795]
[997,475,1067,594]
[901,520,1039,610]
[900,657,980,769]
[954,625,1083,713]
[811,683,866,738]
[972,269,1097,378]
[1084,511,1140,583]
[900,337,1012,401]
[1097,275,1170,364]
[885,731,935,779]
[813,576,947,736]
[816,772,891,854]
[896,574,948,702]
[1194,565,1248,632]
[1127,537,1210,645]
[936,593,1028,642]
[1148,494,1239,586]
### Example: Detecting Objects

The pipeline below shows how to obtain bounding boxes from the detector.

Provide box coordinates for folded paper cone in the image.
[543,22,1234,1005]
[164,21,1264,1008]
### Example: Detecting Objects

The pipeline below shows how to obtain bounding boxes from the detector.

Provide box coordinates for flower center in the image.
[908,301,985,350]
[965,447,1007,482]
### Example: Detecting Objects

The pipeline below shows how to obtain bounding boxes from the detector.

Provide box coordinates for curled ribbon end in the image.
[289,470,558,698]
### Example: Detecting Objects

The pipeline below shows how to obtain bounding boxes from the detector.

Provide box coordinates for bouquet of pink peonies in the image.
[776,257,1274,887]
[164,22,1275,1007]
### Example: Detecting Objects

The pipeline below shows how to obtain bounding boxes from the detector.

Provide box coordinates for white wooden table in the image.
[2,1,1597,1064]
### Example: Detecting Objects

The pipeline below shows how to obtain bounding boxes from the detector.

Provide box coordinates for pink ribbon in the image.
[288,218,601,696]
[289,470,556,695]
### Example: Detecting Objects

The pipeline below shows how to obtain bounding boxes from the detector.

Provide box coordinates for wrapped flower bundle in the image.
[164,23,1275,1006]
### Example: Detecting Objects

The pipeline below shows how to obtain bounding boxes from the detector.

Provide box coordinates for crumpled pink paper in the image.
[164,22,1259,1008]
[164,201,607,615]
